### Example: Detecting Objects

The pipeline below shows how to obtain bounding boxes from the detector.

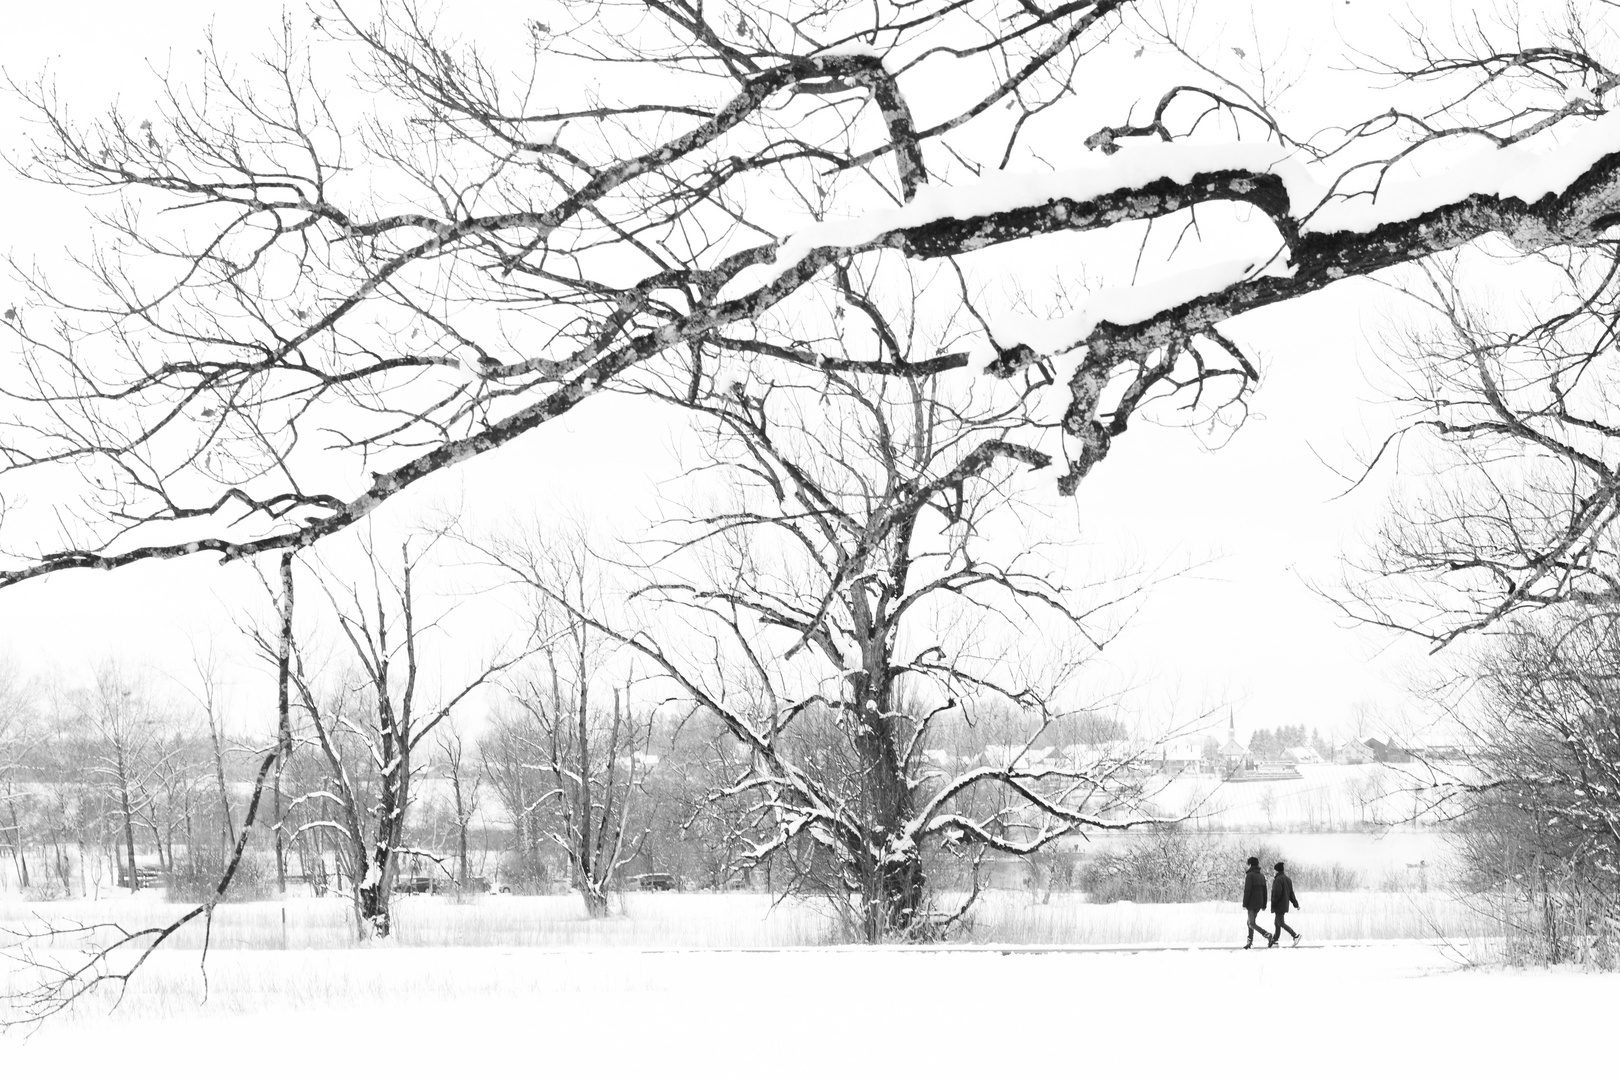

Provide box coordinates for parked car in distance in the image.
[628,872,677,891]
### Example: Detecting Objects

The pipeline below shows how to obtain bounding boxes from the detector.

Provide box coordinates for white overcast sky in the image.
[0,0,1512,740]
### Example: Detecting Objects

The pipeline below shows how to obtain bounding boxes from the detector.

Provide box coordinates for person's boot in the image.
[1292,932,1302,947]
[1267,935,1278,948]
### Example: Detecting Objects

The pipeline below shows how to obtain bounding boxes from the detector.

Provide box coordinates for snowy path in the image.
[2,941,1612,1077]
[619,939,1401,954]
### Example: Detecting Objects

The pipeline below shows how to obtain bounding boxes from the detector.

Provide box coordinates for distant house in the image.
[1158,736,1216,775]
[1363,737,1413,764]
[1282,746,1323,765]
[1334,739,1375,765]
[1409,743,1465,762]
[1058,738,1129,762]
[982,743,1050,768]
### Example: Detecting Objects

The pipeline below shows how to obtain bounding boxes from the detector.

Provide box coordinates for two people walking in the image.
[1241,856,1301,949]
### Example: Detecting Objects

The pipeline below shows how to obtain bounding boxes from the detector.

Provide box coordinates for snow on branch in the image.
[774,109,1620,276]
[11,5,1620,580]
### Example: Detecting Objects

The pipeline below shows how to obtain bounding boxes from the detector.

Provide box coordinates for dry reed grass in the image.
[0,887,1493,953]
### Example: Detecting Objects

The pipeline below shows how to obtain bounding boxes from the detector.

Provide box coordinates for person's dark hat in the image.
[1274,861,1285,872]
[1246,856,1259,867]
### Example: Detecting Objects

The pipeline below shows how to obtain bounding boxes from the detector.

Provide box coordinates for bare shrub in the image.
[165,852,276,904]
[1078,828,1359,903]
[19,880,68,903]
[1024,847,1081,904]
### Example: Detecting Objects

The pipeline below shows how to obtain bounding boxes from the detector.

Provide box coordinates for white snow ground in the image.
[2,941,1613,1077]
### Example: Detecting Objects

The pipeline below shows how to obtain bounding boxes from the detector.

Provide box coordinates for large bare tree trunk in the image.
[579,883,610,918]
[849,663,924,942]
[358,871,394,939]
[347,695,409,941]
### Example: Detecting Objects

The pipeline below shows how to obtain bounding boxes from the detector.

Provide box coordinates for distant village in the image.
[918,716,1468,785]
[1147,721,1465,781]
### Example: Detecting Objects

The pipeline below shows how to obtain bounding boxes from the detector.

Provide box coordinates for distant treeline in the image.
[1246,725,1334,759]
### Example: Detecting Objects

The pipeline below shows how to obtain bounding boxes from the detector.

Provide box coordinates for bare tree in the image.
[177,647,239,862]
[256,537,534,938]
[5,4,1620,585]
[138,720,209,879]
[71,666,164,893]
[1446,609,1620,966]
[477,708,550,892]
[1333,232,1620,964]
[0,659,37,892]
[23,703,101,898]
[485,538,654,917]
[474,347,1166,938]
[1344,245,1620,643]
[640,709,776,891]
[434,730,480,892]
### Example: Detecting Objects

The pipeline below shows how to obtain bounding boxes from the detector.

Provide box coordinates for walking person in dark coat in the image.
[1242,856,1273,949]
[1269,861,1301,947]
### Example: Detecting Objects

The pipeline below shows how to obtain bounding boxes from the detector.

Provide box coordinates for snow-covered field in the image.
[1,938,1612,1077]
[1143,763,1454,831]
[1,890,1613,1076]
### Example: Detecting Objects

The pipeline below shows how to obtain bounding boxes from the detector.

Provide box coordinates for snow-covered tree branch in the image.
[9,3,1620,581]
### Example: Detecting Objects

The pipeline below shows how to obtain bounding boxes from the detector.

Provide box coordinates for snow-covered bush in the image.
[1450,612,1620,969]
